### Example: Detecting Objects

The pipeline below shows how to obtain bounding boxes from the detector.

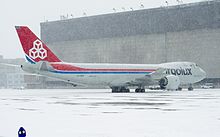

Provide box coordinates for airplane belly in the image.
[45,72,144,87]
[71,74,143,86]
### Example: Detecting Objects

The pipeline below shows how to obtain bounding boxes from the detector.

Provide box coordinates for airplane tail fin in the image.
[15,26,61,64]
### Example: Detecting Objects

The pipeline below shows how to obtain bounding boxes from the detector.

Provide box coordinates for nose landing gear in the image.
[188,84,194,91]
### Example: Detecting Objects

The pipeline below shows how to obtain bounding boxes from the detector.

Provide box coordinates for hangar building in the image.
[41,0,220,83]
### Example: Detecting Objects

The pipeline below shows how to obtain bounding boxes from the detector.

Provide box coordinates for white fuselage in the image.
[22,61,206,88]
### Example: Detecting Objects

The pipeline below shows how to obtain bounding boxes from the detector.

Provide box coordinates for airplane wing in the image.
[124,68,166,87]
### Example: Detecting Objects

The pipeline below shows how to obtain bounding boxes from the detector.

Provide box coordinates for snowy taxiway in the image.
[1,89,220,137]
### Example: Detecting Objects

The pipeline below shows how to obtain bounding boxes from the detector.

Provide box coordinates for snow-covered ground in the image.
[1,89,220,137]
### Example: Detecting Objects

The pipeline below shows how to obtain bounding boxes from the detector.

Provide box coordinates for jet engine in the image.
[159,75,180,90]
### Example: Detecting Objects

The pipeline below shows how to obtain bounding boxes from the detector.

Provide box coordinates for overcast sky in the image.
[1,0,204,59]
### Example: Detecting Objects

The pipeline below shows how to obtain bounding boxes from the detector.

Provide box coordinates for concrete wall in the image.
[48,33,166,64]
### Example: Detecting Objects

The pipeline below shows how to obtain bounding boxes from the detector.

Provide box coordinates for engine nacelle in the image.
[159,75,180,90]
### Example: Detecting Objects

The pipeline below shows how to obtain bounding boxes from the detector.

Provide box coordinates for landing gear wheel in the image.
[135,88,145,93]
[141,89,145,92]
[111,87,120,93]
[122,88,130,93]
[178,87,182,91]
[188,87,193,91]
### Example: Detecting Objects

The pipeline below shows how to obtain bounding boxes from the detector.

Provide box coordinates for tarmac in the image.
[0,89,220,137]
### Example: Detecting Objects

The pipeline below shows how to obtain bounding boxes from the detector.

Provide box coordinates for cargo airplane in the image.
[15,26,206,92]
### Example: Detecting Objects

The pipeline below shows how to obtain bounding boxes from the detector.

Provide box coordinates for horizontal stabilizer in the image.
[0,63,21,68]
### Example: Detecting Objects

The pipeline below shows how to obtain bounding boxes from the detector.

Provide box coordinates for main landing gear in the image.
[111,86,146,93]
[111,87,130,93]
[135,85,146,93]
[135,88,145,93]
[111,85,193,92]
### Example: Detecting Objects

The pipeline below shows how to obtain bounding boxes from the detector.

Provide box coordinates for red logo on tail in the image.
[29,39,47,59]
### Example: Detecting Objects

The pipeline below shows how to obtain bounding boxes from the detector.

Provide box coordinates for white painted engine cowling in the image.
[159,75,180,90]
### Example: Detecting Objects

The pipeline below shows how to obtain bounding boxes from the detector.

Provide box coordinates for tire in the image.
[135,88,140,93]
[135,88,145,93]
[178,87,182,91]
[188,87,193,91]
